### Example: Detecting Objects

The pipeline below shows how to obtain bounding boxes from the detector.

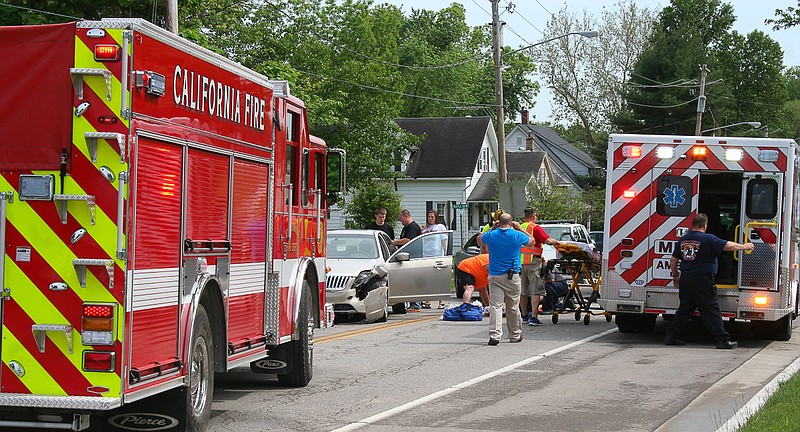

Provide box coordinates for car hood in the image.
[326,257,384,276]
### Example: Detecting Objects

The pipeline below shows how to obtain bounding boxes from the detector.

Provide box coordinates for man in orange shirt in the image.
[457,254,490,306]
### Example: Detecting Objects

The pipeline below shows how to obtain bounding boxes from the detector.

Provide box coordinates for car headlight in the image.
[353,270,373,288]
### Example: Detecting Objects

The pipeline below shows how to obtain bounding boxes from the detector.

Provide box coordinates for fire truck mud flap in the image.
[101,388,188,432]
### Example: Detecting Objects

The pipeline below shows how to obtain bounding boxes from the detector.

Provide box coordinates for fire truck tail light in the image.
[725,148,744,161]
[94,44,119,61]
[623,190,636,198]
[691,146,708,161]
[754,296,768,306]
[656,146,674,159]
[83,351,115,372]
[82,304,115,346]
[758,150,779,162]
[622,145,642,158]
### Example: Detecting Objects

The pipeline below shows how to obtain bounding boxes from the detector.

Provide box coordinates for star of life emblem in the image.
[663,184,686,208]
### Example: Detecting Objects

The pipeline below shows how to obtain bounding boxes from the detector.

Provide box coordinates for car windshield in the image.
[542,226,572,241]
[327,235,379,259]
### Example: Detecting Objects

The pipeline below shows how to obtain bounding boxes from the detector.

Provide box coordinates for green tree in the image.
[766,0,800,29]
[343,181,402,229]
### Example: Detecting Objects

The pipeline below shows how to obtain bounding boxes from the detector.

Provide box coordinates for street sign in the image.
[453,203,468,209]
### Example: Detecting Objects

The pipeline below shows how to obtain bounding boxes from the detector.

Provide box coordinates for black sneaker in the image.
[664,336,686,346]
[716,340,738,349]
[488,338,500,346]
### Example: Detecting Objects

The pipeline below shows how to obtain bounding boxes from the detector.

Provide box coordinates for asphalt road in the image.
[208,305,800,432]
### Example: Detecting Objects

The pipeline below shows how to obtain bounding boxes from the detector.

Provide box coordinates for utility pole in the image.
[491,0,507,184]
[694,64,708,135]
[166,0,178,34]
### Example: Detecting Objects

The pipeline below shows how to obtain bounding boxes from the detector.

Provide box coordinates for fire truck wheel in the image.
[186,304,213,432]
[392,303,407,314]
[277,281,314,387]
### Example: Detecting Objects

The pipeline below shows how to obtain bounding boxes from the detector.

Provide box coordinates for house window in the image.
[478,147,490,173]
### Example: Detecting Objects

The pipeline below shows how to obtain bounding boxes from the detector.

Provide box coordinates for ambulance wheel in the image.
[774,314,793,341]
[186,304,213,432]
[392,303,407,314]
[278,281,314,387]
[552,314,559,324]
[583,314,590,325]
[615,314,637,333]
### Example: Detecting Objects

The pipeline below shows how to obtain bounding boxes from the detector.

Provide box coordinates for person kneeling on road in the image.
[457,254,490,308]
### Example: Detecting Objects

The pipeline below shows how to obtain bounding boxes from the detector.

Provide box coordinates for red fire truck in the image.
[599,133,798,341]
[0,19,343,431]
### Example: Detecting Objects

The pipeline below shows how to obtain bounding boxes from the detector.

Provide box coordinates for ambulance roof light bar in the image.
[622,145,641,158]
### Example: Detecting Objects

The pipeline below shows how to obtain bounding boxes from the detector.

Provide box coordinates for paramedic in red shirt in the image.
[519,207,559,326]
[666,213,753,349]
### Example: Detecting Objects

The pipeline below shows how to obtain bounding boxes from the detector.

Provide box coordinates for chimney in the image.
[525,132,535,151]
[521,110,529,125]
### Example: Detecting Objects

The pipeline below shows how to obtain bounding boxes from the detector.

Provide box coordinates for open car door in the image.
[384,231,453,303]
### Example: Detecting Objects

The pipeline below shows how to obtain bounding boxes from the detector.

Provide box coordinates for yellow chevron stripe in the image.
[3,260,122,394]
[73,31,129,128]
[0,177,119,300]
[73,114,130,178]
[2,325,66,395]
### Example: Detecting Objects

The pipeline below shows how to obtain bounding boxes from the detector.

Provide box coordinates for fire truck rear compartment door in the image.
[738,174,782,291]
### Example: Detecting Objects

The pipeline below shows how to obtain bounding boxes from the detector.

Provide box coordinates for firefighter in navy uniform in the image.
[665,213,754,349]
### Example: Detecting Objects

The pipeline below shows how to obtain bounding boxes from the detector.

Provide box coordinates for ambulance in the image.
[599,133,799,341]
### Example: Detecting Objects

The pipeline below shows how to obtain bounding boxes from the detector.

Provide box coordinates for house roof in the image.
[513,124,598,184]
[467,151,546,201]
[395,117,492,178]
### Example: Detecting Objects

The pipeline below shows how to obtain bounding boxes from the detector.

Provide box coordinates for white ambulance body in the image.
[599,133,799,340]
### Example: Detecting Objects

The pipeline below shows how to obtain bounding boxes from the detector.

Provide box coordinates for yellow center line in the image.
[316,316,440,344]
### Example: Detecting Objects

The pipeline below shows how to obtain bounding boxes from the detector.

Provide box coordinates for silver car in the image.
[326,229,454,322]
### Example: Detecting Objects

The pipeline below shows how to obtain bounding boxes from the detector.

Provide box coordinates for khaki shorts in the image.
[521,257,545,296]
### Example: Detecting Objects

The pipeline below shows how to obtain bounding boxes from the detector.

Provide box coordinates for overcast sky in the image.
[382,0,799,123]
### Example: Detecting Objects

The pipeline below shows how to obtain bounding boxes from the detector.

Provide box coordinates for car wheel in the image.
[391,302,407,314]
[377,292,389,322]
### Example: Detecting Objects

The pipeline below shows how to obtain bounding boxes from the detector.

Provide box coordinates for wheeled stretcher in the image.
[546,248,612,325]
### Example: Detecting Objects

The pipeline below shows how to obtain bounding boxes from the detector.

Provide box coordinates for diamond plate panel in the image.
[0,394,120,410]
[265,272,280,345]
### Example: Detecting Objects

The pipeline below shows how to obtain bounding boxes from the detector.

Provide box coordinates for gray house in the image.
[506,112,600,190]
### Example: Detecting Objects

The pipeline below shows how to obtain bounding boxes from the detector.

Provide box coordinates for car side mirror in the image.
[395,252,410,262]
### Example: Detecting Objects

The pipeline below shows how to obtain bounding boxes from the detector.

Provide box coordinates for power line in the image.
[0,2,80,20]
[627,97,699,109]
[295,69,495,108]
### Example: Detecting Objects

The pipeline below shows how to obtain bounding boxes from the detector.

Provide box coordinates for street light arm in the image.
[701,121,761,135]
[504,31,600,57]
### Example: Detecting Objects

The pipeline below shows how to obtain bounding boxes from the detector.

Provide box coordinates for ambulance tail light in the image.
[656,146,674,159]
[82,304,115,346]
[622,145,642,158]
[623,189,636,198]
[621,250,634,258]
[621,238,635,247]
[758,150,779,163]
[691,146,708,161]
[754,296,768,306]
[94,44,120,61]
[83,351,115,372]
[725,148,744,161]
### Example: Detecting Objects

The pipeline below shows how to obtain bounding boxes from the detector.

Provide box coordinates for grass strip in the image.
[738,371,800,431]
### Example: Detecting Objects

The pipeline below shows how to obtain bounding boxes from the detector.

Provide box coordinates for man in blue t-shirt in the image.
[477,213,536,345]
[666,213,754,349]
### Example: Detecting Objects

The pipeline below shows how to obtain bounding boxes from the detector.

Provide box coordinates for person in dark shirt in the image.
[393,209,422,311]
[364,207,394,239]
[666,213,754,349]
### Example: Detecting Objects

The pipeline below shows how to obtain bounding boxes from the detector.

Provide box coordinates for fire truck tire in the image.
[186,304,213,432]
[277,281,314,387]
[392,303,407,314]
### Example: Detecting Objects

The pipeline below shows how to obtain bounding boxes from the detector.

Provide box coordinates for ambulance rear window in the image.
[656,175,692,217]
[746,180,777,219]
